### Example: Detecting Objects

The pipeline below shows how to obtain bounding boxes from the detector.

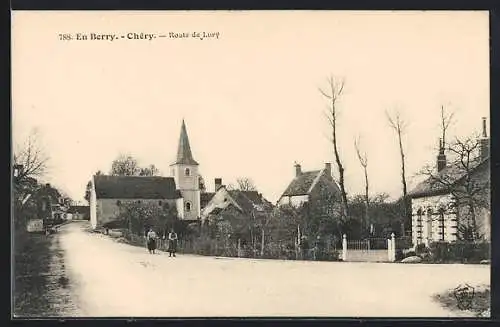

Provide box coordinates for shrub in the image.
[395,249,404,261]
[404,250,417,258]
[415,243,428,255]
[428,241,490,264]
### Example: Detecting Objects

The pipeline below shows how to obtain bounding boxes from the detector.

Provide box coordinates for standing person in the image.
[167,228,178,257]
[146,228,158,254]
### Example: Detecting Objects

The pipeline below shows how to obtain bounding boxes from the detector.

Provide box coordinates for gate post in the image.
[391,233,396,262]
[342,234,347,261]
[387,238,392,261]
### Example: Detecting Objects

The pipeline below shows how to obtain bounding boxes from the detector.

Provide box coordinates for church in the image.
[89,120,203,230]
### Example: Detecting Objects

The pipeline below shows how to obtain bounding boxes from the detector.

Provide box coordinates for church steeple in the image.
[174,120,199,165]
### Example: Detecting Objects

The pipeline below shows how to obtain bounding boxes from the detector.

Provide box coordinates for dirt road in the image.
[56,221,489,317]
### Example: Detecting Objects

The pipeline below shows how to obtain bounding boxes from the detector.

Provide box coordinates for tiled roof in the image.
[227,190,273,215]
[202,188,273,217]
[93,175,181,199]
[200,192,215,208]
[409,157,489,198]
[281,170,322,196]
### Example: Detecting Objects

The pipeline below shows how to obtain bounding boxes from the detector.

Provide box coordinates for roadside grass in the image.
[13,230,53,317]
[13,228,79,318]
[433,284,490,317]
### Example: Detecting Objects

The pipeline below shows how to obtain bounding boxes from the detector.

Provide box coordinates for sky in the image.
[12,11,489,204]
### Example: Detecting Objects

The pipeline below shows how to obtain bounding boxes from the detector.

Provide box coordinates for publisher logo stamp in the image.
[453,284,475,310]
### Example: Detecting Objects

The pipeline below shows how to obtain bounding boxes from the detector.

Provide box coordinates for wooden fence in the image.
[123,232,412,263]
[124,233,340,261]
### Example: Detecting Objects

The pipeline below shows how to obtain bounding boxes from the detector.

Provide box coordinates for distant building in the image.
[201,182,274,237]
[67,205,90,220]
[201,180,273,221]
[89,120,202,229]
[408,118,490,246]
[277,162,342,217]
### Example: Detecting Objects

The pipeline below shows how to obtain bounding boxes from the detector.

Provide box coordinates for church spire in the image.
[173,119,199,165]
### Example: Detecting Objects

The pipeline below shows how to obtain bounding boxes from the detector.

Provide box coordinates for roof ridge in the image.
[306,169,325,194]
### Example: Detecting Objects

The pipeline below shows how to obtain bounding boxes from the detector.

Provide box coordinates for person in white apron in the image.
[146,228,158,254]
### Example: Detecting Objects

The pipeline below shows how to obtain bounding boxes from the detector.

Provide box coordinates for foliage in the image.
[419,135,490,241]
[348,193,409,238]
[110,154,140,176]
[198,175,206,192]
[115,201,178,236]
[84,171,103,203]
[426,241,490,264]
[109,154,160,177]
[138,164,160,177]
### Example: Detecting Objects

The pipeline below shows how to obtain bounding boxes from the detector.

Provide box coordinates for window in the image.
[416,209,423,242]
[137,200,141,204]
[438,208,445,241]
[159,201,163,206]
[116,200,121,206]
[185,201,191,212]
[185,168,191,176]
[427,208,433,240]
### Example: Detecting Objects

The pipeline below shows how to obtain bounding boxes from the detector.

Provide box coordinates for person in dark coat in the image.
[146,228,158,254]
[167,228,178,257]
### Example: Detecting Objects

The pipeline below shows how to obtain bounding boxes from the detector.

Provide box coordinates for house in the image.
[199,177,223,210]
[408,118,490,246]
[67,205,90,220]
[277,162,342,217]
[89,120,202,229]
[201,180,274,231]
[35,183,67,224]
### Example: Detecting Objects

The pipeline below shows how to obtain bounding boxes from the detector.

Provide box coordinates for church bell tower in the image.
[170,120,201,220]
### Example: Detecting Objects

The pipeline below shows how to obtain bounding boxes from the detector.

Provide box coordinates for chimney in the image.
[437,138,447,172]
[294,162,302,177]
[324,162,332,177]
[214,178,223,192]
[479,117,489,161]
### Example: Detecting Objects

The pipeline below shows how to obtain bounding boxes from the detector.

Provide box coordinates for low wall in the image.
[346,249,388,262]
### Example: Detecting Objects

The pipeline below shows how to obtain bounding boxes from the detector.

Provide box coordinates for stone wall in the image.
[95,198,177,228]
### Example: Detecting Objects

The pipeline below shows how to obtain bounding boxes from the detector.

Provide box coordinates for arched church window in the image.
[185,201,191,212]
[185,168,191,176]
[158,201,162,206]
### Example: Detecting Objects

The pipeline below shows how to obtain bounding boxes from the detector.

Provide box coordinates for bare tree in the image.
[420,136,489,241]
[139,164,160,176]
[354,136,370,235]
[319,75,349,220]
[440,105,455,149]
[110,154,140,176]
[236,177,257,191]
[386,109,409,234]
[13,129,49,182]
[198,175,207,192]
